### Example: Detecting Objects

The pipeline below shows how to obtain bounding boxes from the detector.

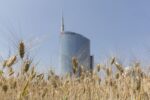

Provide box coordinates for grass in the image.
[0,41,149,100]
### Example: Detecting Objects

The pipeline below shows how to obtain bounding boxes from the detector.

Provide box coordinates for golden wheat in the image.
[19,41,25,59]
[0,45,149,100]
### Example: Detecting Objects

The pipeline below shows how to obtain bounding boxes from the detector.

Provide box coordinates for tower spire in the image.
[61,13,64,33]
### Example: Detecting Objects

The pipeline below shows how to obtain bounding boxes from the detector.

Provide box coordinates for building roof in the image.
[62,31,90,41]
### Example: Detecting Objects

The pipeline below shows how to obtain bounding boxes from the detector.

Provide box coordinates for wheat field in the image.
[0,41,149,100]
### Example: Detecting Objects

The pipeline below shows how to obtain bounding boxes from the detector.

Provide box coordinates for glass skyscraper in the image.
[59,15,93,75]
[60,31,91,75]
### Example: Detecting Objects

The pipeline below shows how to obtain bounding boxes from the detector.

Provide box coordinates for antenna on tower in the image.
[61,12,65,33]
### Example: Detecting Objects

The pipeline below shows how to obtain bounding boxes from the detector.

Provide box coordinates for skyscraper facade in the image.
[59,16,93,75]
[60,31,91,74]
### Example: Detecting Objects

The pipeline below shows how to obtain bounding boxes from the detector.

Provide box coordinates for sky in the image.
[0,0,150,74]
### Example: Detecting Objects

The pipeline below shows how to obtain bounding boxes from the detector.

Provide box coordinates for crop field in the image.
[0,41,150,100]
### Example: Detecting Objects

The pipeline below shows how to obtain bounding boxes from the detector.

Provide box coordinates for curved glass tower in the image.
[59,15,93,75]
[60,31,91,75]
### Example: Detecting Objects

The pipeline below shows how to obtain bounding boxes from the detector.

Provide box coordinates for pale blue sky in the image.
[0,0,150,73]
